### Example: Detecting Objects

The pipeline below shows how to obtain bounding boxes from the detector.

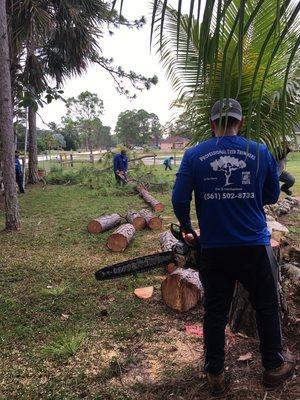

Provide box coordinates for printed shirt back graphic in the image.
[172,136,280,248]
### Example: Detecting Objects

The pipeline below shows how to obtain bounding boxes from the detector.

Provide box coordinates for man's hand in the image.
[182,227,200,246]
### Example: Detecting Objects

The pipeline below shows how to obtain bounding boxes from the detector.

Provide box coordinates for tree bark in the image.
[87,213,121,234]
[107,223,135,252]
[28,107,39,183]
[159,230,178,251]
[0,1,20,230]
[125,210,146,231]
[161,268,202,312]
[139,208,162,230]
[136,184,164,212]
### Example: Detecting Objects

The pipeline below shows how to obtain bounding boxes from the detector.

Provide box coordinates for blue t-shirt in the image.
[113,153,128,173]
[172,136,280,248]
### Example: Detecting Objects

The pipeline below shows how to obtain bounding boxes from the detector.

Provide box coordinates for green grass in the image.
[0,163,298,400]
[286,151,300,196]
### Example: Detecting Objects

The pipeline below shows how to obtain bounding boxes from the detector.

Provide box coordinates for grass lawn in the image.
[0,163,299,399]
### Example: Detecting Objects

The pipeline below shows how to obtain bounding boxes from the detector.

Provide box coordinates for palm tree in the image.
[0,0,20,230]
[158,2,300,151]
[115,0,300,147]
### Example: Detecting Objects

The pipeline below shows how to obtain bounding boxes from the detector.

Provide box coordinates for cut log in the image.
[159,231,179,251]
[125,210,146,231]
[161,268,202,312]
[87,213,121,234]
[140,209,162,230]
[106,223,135,252]
[136,184,164,212]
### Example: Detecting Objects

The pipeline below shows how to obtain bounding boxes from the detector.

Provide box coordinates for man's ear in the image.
[238,117,244,131]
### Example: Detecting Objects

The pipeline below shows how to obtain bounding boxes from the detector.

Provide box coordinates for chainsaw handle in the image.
[170,223,198,248]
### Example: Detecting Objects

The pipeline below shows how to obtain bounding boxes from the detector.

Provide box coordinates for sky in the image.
[38,0,188,133]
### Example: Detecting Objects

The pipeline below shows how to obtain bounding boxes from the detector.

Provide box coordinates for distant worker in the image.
[163,156,174,171]
[113,149,128,185]
[15,151,25,193]
[276,145,295,196]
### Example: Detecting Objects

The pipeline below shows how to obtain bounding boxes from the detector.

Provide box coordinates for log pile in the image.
[87,213,121,234]
[106,223,136,252]
[161,268,202,312]
[136,184,164,212]
[139,209,162,230]
[125,210,146,231]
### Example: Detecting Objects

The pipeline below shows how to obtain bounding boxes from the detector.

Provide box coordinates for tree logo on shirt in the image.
[210,156,246,186]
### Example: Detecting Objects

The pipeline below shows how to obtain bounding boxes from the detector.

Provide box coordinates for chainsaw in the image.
[95,224,200,281]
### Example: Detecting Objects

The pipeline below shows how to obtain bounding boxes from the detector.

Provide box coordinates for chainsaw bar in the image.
[95,251,173,281]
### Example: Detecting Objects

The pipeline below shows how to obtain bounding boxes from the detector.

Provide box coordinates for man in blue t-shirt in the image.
[172,99,294,395]
[15,151,25,193]
[113,149,128,185]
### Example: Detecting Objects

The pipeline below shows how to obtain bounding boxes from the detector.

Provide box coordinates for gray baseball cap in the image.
[211,98,243,121]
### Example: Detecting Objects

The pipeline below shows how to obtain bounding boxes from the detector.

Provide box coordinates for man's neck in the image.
[215,130,238,137]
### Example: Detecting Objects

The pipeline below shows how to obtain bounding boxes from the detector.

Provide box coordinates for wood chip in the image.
[134,286,154,299]
[185,325,203,337]
[238,352,252,361]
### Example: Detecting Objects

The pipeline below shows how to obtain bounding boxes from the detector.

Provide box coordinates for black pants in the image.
[199,245,283,374]
[115,173,126,186]
[279,171,295,194]
[16,172,24,193]
[164,164,172,171]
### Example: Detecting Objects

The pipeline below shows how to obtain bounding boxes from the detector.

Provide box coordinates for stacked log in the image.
[107,224,136,252]
[159,231,179,251]
[125,210,146,231]
[161,268,202,312]
[136,184,164,212]
[140,209,162,230]
[87,213,121,234]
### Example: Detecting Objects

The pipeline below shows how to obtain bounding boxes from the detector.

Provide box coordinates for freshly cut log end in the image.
[87,213,121,234]
[125,211,146,231]
[161,268,202,312]
[106,223,135,252]
[139,209,162,230]
[154,203,164,212]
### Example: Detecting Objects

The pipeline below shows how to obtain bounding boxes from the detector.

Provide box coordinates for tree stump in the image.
[87,213,121,234]
[229,240,288,337]
[159,231,179,251]
[161,268,202,312]
[136,184,164,212]
[106,223,136,252]
[125,210,146,231]
[139,209,162,230]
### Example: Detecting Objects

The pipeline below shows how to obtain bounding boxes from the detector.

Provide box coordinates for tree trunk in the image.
[161,268,202,312]
[125,210,146,231]
[107,223,135,252]
[139,208,162,230]
[87,134,94,164]
[228,240,288,337]
[136,184,164,212]
[28,107,39,183]
[160,231,179,251]
[0,1,20,230]
[87,213,121,234]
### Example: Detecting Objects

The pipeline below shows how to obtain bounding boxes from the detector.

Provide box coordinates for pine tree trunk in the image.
[28,107,39,183]
[0,1,20,231]
[161,268,202,312]
[159,231,178,251]
[87,213,121,234]
[125,211,146,231]
[136,185,164,212]
[139,208,162,230]
[106,223,135,252]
